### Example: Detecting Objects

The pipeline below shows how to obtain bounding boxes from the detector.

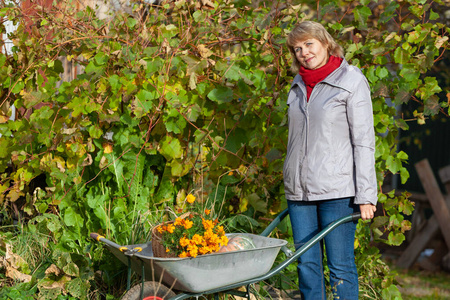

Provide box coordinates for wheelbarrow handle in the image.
[90,232,129,252]
[351,212,361,221]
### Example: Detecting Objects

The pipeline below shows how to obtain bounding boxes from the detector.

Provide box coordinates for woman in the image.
[283,21,378,300]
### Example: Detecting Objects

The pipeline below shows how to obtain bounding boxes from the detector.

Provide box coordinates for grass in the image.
[395,268,450,300]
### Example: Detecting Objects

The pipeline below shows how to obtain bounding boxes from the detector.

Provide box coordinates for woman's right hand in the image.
[359,203,376,220]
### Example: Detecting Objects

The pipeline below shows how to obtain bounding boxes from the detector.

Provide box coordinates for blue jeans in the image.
[287,198,359,300]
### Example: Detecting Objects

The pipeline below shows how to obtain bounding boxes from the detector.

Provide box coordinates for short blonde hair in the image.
[286,21,344,73]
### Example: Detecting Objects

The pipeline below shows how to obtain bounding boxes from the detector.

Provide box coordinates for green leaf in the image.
[11,80,24,94]
[375,67,389,79]
[381,284,402,299]
[23,90,47,108]
[85,60,105,75]
[146,57,164,75]
[354,5,372,26]
[396,151,408,160]
[94,52,109,65]
[418,77,442,99]
[379,1,399,24]
[388,231,405,246]
[169,159,191,177]
[386,155,401,174]
[399,64,420,82]
[247,193,267,214]
[126,17,137,29]
[108,74,121,91]
[160,135,183,160]
[393,47,409,64]
[429,9,439,20]
[88,124,103,139]
[63,207,83,227]
[207,86,233,104]
[0,53,6,67]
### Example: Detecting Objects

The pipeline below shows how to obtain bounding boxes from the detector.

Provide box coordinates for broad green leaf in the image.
[429,9,439,20]
[207,86,233,103]
[88,124,103,139]
[246,193,267,214]
[388,231,405,246]
[0,53,6,68]
[386,155,401,174]
[375,67,389,79]
[108,74,121,91]
[396,151,408,160]
[126,17,137,29]
[354,5,372,26]
[85,60,105,75]
[399,64,420,82]
[94,52,109,65]
[63,207,83,227]
[379,1,399,23]
[11,80,24,94]
[160,135,183,160]
[393,47,409,64]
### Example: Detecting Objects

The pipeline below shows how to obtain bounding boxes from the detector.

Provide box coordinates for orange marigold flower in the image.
[216,225,225,235]
[174,218,183,226]
[166,248,170,253]
[189,249,198,258]
[192,234,203,245]
[186,194,196,204]
[157,226,164,234]
[183,219,193,229]
[220,235,229,246]
[179,237,190,247]
[166,223,175,233]
[179,251,189,258]
[204,208,211,215]
[202,219,214,230]
[199,247,210,255]
[203,229,214,240]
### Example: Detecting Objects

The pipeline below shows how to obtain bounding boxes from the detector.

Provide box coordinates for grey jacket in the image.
[283,59,378,205]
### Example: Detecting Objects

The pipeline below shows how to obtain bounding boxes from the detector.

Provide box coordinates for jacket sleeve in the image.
[346,75,378,205]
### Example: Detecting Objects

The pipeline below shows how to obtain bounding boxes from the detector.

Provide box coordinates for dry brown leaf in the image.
[6,266,32,282]
[45,264,62,276]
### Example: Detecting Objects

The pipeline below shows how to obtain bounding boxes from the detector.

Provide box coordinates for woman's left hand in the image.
[359,204,376,220]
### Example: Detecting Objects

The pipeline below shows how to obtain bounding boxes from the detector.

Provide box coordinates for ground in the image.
[396,268,450,300]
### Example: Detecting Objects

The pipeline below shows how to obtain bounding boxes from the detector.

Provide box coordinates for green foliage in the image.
[0,0,448,299]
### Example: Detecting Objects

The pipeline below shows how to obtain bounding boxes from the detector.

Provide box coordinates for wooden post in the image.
[396,216,441,269]
[415,159,450,249]
[439,165,450,194]
[396,161,450,269]
[415,159,450,250]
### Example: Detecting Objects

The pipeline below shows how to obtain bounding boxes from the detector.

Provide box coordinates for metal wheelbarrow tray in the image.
[92,209,361,299]
[105,233,287,293]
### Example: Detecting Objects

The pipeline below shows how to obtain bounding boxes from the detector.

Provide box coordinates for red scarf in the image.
[299,55,343,100]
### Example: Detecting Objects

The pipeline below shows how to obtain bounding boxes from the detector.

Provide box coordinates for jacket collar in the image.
[291,58,353,93]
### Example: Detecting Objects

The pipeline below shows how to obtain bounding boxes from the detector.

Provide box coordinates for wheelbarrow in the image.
[90,209,361,300]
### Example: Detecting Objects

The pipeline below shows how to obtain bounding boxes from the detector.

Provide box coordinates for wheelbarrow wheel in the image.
[121,281,176,300]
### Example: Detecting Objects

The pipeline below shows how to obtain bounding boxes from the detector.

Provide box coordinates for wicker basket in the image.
[151,221,178,258]
[151,212,196,258]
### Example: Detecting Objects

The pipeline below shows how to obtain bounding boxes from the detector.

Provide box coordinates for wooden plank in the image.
[396,216,440,269]
[415,159,450,250]
[397,163,450,269]
[439,165,450,192]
